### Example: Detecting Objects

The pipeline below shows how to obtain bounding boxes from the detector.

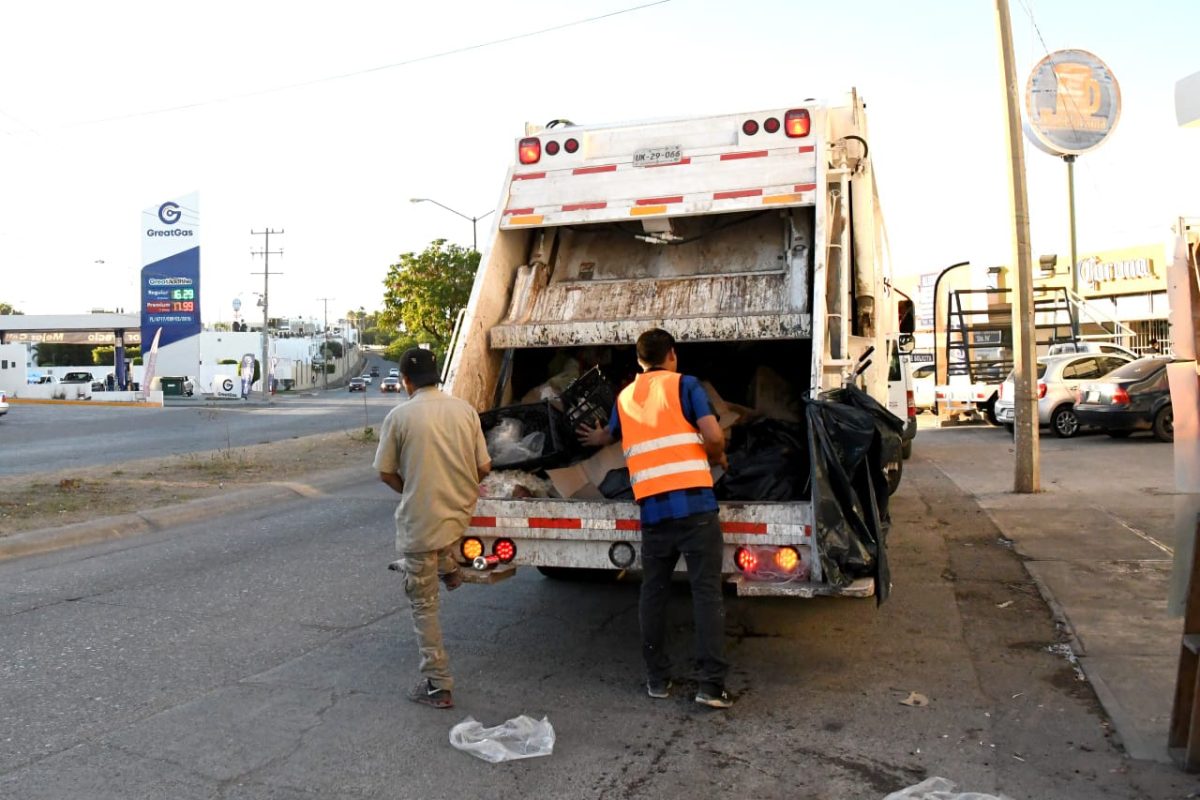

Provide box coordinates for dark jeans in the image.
[640,510,729,690]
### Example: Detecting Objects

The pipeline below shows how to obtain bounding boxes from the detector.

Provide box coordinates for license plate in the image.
[633,145,682,167]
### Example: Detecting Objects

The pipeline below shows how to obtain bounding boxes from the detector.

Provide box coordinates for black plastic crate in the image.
[479,401,573,472]
[560,366,616,432]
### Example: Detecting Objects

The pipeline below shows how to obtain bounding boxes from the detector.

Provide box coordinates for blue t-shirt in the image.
[608,371,719,526]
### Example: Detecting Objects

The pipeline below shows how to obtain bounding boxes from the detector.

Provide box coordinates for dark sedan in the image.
[348,377,367,392]
[380,376,401,393]
[1075,356,1176,442]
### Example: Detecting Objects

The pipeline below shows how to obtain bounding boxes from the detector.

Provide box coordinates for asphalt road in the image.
[0,355,402,477]
[0,428,1187,799]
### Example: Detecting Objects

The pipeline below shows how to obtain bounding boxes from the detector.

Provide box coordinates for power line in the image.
[66,1,671,128]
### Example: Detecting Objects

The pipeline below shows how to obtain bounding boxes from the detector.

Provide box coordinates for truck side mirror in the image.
[898,299,915,334]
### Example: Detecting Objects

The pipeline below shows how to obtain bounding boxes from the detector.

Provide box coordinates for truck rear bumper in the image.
[732,575,875,598]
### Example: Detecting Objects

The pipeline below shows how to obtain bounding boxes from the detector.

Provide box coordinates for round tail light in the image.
[735,547,757,573]
[493,538,516,563]
[742,119,759,136]
[461,537,484,561]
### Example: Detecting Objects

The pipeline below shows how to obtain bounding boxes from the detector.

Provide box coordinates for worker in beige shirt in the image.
[374,348,491,709]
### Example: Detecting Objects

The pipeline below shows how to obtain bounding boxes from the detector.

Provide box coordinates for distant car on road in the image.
[994,352,1132,438]
[380,376,401,393]
[348,377,367,392]
[0,390,8,417]
[369,366,380,378]
[388,368,399,378]
[1075,356,1177,442]
[359,373,373,386]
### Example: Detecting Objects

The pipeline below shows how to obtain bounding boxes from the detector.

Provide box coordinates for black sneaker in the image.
[646,679,671,699]
[694,686,733,709]
[407,679,454,709]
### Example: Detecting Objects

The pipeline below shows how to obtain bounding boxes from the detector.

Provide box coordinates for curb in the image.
[8,398,162,409]
[0,465,372,563]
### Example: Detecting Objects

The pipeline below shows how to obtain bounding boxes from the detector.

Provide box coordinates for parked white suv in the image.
[994,353,1132,438]
[0,390,7,417]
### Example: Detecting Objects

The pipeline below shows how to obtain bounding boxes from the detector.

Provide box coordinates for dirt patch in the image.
[0,427,379,537]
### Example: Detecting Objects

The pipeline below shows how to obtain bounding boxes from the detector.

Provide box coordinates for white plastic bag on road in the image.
[449,715,555,763]
[883,777,1013,800]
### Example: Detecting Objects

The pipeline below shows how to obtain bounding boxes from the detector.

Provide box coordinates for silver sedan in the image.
[993,352,1132,438]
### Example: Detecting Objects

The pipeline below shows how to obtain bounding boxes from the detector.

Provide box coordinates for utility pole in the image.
[251,228,284,403]
[1064,154,1081,340]
[317,296,333,391]
[994,0,1039,493]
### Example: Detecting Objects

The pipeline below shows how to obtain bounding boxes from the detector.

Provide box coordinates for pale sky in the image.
[1,0,1196,324]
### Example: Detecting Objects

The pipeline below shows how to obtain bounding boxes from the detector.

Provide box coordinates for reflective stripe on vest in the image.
[623,432,704,459]
[616,371,713,501]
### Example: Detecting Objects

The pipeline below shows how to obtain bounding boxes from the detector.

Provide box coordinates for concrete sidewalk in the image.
[915,423,1184,764]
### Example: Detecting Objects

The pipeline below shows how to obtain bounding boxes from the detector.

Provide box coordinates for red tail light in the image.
[545,140,560,156]
[764,117,780,133]
[564,138,579,154]
[742,119,759,136]
[1037,382,1047,399]
[518,137,541,164]
[906,389,915,418]
[734,547,757,573]
[1113,386,1130,405]
[784,108,811,137]
[493,538,516,563]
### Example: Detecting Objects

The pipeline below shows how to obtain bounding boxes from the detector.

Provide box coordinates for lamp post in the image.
[409,198,494,252]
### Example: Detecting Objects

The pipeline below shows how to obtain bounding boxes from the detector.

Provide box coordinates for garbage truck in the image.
[442,91,906,598]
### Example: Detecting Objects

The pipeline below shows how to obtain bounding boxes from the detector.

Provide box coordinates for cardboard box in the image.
[546,443,626,499]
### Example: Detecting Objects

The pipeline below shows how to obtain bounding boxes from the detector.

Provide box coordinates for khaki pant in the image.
[397,547,459,691]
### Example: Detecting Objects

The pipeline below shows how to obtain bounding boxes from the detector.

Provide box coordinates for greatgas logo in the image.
[158,202,181,225]
[147,201,194,237]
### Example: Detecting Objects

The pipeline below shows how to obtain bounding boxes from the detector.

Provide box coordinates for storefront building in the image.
[1036,243,1170,354]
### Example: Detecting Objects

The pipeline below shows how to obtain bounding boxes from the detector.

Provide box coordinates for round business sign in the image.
[1025,49,1120,156]
[221,377,235,392]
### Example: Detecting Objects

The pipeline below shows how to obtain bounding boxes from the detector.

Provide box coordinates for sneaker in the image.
[440,569,463,591]
[694,686,733,709]
[646,679,672,699]
[407,679,454,709]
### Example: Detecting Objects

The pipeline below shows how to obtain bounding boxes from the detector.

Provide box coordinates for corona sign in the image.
[1025,49,1121,156]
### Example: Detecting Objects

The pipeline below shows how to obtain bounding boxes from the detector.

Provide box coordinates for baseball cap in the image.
[399,348,440,387]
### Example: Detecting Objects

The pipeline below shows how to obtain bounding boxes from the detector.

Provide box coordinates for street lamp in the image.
[409,197,494,252]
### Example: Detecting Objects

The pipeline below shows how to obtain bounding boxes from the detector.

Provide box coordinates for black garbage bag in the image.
[715,418,810,502]
[805,393,892,605]
[598,468,634,500]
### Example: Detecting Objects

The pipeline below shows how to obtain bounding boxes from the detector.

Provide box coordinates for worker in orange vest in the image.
[578,328,732,708]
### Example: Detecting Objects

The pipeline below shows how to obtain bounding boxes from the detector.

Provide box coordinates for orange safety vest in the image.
[616,370,713,501]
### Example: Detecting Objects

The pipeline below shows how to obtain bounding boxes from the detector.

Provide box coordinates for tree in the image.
[381,239,479,361]
[0,302,22,315]
[91,345,141,366]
